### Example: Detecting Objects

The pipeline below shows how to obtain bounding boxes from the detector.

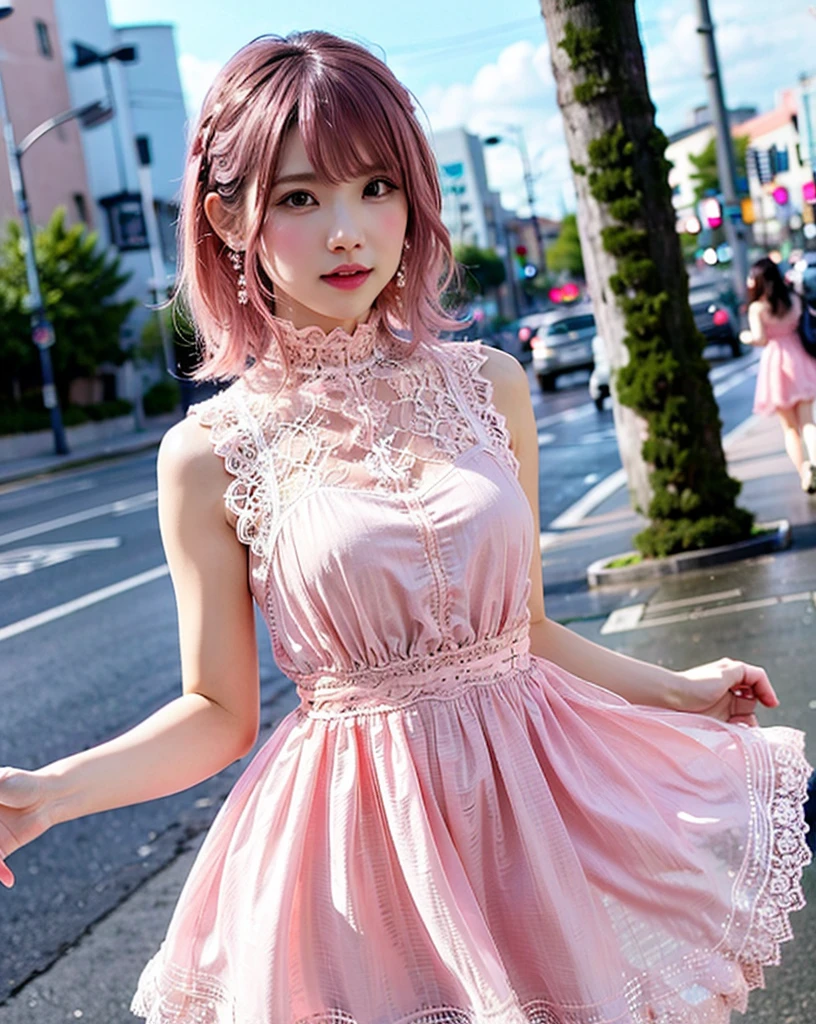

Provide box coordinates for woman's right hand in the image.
[0,767,54,888]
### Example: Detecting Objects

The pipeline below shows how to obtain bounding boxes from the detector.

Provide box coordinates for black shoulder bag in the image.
[797,297,816,359]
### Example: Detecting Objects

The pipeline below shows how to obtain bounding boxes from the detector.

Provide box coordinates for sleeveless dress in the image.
[131,313,811,1024]
[752,294,816,415]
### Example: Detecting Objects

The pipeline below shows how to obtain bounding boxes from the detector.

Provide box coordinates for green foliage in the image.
[0,208,135,406]
[0,397,132,437]
[689,135,750,203]
[143,379,181,416]
[450,244,506,303]
[557,12,752,558]
[547,214,585,277]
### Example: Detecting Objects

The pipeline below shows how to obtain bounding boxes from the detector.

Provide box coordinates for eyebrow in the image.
[272,167,394,188]
[273,171,320,186]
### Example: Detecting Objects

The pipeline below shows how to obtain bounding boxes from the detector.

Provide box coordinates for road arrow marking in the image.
[0,538,121,581]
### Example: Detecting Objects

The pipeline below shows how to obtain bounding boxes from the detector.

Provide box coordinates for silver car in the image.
[529,306,596,392]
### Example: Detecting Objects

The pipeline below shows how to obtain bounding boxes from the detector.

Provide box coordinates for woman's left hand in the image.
[673,657,780,725]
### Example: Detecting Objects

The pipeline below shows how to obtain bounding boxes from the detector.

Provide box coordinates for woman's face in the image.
[258,126,408,333]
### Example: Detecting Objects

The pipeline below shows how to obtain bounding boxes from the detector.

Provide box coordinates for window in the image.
[73,193,89,224]
[35,20,53,59]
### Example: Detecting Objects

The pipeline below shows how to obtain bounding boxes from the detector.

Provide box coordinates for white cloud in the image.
[178,53,222,122]
[420,41,572,218]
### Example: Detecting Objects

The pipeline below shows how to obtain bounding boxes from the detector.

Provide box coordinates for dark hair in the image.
[747,257,792,317]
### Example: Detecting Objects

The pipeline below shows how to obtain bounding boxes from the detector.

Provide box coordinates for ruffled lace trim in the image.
[188,388,275,582]
[262,309,384,369]
[130,730,811,1024]
[444,342,520,477]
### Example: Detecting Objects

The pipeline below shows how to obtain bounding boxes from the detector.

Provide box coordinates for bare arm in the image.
[480,347,776,718]
[740,302,767,346]
[0,416,260,884]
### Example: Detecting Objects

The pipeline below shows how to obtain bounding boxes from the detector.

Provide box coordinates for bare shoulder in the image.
[157,415,232,519]
[475,345,531,423]
[476,344,528,395]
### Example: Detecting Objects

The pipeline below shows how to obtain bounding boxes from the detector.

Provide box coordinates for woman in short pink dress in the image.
[0,33,811,1024]
[742,256,816,493]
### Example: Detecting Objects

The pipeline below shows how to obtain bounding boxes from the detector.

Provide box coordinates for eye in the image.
[279,190,316,209]
[363,177,397,198]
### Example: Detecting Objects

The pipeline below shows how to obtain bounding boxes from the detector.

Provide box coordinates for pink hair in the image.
[177,31,461,380]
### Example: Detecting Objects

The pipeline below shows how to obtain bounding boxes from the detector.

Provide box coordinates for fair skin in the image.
[0,135,778,889]
[740,276,816,477]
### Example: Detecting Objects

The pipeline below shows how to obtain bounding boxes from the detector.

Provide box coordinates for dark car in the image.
[484,317,534,365]
[529,306,596,391]
[688,282,741,357]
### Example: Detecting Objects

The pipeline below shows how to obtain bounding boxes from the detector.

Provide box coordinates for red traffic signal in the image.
[515,245,528,257]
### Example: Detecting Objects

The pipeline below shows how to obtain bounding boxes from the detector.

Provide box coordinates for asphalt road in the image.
[0,347,765,1004]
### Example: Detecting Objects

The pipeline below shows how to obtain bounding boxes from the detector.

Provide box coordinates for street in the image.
[1,347,812,1022]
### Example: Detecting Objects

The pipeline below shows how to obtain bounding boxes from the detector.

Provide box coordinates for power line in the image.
[386,17,542,57]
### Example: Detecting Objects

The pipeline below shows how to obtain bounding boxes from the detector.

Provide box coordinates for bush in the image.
[142,379,180,416]
[0,398,133,436]
[84,398,133,421]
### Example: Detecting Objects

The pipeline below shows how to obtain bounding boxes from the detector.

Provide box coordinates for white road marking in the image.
[537,432,555,447]
[545,409,762,534]
[548,468,628,530]
[648,588,741,613]
[535,403,595,429]
[601,604,645,635]
[0,564,170,642]
[0,490,157,547]
[539,531,560,552]
[583,473,601,485]
[0,538,121,581]
[713,365,758,398]
[600,592,814,635]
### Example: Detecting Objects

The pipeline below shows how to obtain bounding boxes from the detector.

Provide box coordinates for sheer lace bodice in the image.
[190,313,532,711]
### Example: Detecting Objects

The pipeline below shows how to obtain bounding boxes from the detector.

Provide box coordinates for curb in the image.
[586,519,792,588]
[0,431,172,486]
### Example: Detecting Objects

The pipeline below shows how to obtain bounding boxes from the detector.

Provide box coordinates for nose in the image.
[327,201,365,254]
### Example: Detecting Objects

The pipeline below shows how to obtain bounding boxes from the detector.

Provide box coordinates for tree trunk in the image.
[538,0,752,555]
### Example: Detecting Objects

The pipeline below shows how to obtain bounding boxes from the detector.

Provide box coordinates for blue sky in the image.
[108,0,816,218]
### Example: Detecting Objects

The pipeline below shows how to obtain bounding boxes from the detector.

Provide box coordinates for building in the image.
[53,1,188,356]
[665,105,757,224]
[430,127,525,318]
[0,0,93,229]
[734,89,812,246]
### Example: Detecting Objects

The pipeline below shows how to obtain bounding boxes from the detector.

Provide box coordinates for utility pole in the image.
[694,0,750,299]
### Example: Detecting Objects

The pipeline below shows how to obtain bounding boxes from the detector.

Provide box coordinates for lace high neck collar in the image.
[272,310,385,370]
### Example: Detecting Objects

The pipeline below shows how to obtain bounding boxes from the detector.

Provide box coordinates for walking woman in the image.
[741,256,816,493]
[0,33,811,1024]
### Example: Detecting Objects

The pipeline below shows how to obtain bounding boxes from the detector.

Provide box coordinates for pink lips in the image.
[321,263,373,290]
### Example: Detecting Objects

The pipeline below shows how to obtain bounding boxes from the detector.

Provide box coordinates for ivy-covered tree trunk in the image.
[539,0,752,556]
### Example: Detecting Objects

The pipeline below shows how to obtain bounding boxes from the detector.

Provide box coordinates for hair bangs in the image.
[296,74,404,189]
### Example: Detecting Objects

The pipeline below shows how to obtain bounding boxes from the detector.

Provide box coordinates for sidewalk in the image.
[0,414,180,487]
[0,414,813,1024]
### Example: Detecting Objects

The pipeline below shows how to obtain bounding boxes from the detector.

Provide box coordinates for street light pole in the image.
[694,0,750,299]
[0,45,68,453]
[484,127,547,275]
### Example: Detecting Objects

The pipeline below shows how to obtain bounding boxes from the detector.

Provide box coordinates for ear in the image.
[203,192,244,250]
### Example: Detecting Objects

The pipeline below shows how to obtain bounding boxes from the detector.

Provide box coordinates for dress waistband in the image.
[294,623,531,717]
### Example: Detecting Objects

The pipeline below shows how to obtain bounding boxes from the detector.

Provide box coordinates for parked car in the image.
[687,281,741,356]
[588,333,610,411]
[528,306,597,391]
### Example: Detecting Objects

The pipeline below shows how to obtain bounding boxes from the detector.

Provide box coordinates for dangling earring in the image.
[396,238,410,289]
[229,248,248,305]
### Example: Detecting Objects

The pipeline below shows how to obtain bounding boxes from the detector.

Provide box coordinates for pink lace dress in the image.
[752,294,816,415]
[131,314,811,1024]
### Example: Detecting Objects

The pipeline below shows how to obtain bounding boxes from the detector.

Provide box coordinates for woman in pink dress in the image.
[741,256,816,493]
[0,33,811,1024]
